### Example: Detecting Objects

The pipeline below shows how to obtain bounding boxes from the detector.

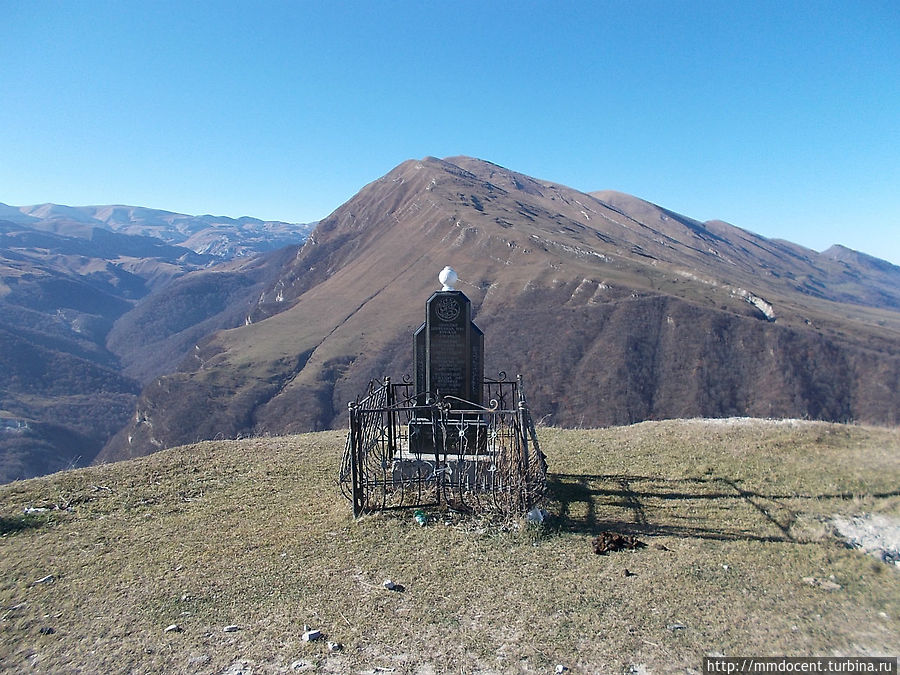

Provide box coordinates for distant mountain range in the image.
[0,202,316,259]
[2,158,899,482]
[0,204,313,482]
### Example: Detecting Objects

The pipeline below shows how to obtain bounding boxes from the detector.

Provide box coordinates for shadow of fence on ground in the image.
[546,472,900,544]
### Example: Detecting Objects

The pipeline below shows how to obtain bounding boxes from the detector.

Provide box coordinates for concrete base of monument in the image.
[388,416,538,493]
[342,372,546,517]
[407,418,489,456]
[390,457,499,492]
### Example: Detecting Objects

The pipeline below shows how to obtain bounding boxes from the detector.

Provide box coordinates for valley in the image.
[0,207,312,481]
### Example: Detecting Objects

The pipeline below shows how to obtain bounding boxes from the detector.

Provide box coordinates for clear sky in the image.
[2,1,898,264]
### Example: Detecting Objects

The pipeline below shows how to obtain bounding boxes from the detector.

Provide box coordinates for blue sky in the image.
[2,1,898,264]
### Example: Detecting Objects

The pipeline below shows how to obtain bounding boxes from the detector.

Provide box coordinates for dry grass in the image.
[1,419,899,674]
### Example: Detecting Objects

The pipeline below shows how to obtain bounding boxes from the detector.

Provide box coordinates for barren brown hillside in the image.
[100,157,900,462]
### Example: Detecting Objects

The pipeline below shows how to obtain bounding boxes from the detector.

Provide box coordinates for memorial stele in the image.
[414,266,483,408]
[341,265,546,517]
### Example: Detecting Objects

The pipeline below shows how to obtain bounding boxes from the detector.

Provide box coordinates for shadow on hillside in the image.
[0,513,51,536]
[546,472,900,544]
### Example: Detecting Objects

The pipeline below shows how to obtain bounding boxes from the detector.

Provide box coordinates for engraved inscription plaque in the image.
[413,270,483,408]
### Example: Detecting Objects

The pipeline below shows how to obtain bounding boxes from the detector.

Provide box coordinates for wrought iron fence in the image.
[340,374,546,518]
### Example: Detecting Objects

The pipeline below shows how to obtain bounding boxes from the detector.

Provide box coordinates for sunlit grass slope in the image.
[1,420,899,673]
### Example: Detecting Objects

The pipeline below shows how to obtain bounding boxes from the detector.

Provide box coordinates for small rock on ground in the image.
[220,661,252,675]
[803,576,842,590]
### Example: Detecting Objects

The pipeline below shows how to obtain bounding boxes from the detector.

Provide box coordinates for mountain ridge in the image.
[0,201,315,259]
[99,156,900,464]
[0,207,308,481]
[3,157,898,477]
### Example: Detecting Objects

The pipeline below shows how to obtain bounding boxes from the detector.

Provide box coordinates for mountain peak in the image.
[822,244,900,274]
[99,156,900,463]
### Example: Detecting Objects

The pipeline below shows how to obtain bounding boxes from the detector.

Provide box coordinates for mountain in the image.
[0,202,316,259]
[100,156,900,463]
[0,222,183,482]
[0,206,313,482]
[106,247,298,383]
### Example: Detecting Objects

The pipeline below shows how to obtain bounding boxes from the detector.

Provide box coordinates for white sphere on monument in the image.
[439,266,458,291]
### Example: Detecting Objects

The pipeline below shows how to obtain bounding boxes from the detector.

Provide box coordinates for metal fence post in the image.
[349,404,363,517]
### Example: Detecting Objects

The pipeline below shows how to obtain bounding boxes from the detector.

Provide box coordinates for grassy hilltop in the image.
[1,420,899,673]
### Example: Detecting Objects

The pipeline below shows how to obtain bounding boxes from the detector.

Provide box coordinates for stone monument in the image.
[341,265,546,517]
[414,266,483,407]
